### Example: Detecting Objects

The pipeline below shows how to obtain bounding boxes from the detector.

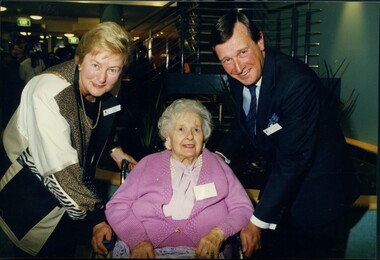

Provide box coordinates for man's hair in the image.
[210,11,261,49]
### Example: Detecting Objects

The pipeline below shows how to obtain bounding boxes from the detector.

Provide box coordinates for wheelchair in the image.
[99,159,244,259]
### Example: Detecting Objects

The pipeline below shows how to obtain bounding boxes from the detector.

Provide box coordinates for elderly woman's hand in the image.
[131,241,156,259]
[194,227,224,259]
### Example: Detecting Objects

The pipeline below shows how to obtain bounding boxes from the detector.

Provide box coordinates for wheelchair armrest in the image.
[222,233,243,259]
[102,232,117,251]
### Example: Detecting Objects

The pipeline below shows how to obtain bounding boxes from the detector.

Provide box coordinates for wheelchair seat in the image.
[105,233,242,259]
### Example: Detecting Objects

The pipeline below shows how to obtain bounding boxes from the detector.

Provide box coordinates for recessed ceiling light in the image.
[0,7,7,12]
[30,15,43,20]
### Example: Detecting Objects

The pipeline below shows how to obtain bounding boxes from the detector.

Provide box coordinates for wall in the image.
[311,4,378,259]
[313,2,379,146]
[345,208,376,259]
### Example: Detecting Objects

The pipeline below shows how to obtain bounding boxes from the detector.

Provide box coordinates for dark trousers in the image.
[11,213,92,258]
[251,208,359,259]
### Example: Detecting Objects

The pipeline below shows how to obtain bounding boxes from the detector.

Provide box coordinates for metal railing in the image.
[126,2,322,76]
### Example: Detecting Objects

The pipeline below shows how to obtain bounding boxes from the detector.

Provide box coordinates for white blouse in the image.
[162,155,202,220]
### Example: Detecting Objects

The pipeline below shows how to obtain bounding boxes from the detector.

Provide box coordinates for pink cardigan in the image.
[105,148,253,249]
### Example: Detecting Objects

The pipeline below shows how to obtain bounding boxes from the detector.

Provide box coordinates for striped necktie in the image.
[245,85,257,138]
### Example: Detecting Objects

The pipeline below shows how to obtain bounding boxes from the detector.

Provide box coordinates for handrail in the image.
[134,14,180,46]
[345,137,378,154]
[125,2,322,74]
[126,1,177,32]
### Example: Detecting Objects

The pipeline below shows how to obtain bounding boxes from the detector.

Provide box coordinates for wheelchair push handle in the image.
[121,159,130,184]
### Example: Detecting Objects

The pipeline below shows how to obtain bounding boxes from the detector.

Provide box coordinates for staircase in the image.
[115,2,323,155]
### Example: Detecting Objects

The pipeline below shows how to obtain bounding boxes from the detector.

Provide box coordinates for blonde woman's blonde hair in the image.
[75,21,133,67]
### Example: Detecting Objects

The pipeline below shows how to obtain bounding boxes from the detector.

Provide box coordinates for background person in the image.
[105,98,253,259]
[0,21,137,258]
[0,44,24,129]
[210,11,360,258]
[19,45,46,85]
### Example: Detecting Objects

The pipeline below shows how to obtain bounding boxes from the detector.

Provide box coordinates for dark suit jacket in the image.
[217,49,360,228]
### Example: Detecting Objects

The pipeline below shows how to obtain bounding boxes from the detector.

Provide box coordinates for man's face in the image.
[214,22,265,86]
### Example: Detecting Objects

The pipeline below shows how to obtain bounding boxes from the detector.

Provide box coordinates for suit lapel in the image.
[256,51,276,139]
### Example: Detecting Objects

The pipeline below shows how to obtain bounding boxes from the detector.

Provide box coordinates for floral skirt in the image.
[112,240,225,259]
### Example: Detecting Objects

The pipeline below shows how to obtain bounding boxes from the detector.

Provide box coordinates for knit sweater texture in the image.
[105,148,253,249]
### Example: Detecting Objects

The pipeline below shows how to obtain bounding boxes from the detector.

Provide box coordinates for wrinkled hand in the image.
[131,241,156,259]
[110,147,138,170]
[194,227,224,259]
[91,221,113,258]
[240,222,262,258]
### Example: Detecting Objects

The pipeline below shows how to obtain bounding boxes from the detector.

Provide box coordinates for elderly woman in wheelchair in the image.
[105,99,253,258]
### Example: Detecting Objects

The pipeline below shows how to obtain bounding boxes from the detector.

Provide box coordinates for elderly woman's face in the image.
[78,51,123,99]
[167,112,204,165]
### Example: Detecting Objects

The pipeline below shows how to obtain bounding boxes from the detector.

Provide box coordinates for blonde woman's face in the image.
[166,112,204,165]
[78,51,123,98]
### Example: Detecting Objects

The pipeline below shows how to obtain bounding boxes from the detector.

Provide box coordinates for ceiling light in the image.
[64,33,74,38]
[30,15,43,20]
[0,6,7,12]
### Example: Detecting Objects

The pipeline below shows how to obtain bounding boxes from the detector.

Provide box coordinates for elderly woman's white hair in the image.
[158,98,213,149]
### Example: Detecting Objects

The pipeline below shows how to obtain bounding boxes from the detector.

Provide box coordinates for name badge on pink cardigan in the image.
[194,182,217,201]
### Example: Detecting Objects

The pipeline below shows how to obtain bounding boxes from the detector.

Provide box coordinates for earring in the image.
[164,139,171,150]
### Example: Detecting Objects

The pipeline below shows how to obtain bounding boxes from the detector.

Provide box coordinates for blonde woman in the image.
[0,21,137,258]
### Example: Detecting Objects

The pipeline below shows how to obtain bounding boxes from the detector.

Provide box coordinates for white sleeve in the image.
[250,214,277,230]
[21,74,79,177]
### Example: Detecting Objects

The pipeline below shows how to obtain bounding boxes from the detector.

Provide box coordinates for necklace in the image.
[79,88,102,129]
[170,155,203,176]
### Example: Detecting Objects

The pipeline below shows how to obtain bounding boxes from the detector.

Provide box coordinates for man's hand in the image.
[131,241,156,259]
[91,221,113,258]
[240,222,262,258]
[194,227,224,259]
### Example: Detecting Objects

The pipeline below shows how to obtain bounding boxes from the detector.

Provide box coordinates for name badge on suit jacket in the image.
[264,113,282,136]
[264,123,282,136]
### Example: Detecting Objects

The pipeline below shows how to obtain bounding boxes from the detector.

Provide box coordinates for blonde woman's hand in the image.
[91,221,113,258]
[109,146,138,170]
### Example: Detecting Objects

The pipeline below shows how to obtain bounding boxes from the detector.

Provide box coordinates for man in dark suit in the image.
[210,11,360,259]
